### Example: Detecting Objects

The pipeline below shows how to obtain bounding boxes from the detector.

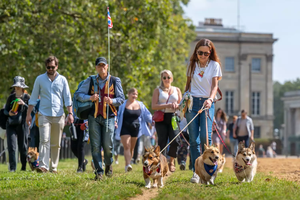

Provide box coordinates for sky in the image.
[182,0,300,84]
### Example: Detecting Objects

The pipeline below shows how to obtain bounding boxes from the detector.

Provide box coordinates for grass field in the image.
[1,156,300,200]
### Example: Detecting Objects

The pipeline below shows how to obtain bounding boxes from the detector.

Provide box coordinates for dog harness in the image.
[204,163,218,176]
[234,162,245,173]
[143,165,161,176]
[29,156,39,168]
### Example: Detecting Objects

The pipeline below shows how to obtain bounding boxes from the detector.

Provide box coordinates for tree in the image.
[0,0,195,109]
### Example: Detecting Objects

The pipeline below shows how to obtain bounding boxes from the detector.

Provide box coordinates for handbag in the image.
[152,88,172,122]
[8,112,22,126]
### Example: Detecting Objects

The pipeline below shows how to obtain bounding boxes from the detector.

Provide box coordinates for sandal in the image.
[169,163,176,172]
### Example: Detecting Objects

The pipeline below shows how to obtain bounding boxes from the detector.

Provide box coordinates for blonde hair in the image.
[159,70,173,91]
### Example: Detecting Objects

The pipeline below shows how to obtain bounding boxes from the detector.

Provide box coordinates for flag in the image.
[107,7,113,29]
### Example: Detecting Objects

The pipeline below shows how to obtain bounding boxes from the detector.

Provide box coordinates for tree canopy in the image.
[0,0,195,108]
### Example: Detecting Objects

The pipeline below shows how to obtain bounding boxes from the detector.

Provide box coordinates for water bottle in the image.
[171,116,178,130]
[70,123,77,140]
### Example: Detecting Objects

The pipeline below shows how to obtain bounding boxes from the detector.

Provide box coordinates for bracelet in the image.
[208,98,214,103]
[68,113,73,116]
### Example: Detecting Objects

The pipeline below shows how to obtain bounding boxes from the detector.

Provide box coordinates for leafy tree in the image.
[0,0,195,109]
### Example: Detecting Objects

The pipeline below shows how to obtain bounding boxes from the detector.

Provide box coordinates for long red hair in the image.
[187,39,221,77]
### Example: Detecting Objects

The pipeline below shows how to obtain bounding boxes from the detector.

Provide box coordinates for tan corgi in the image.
[195,144,220,185]
[233,141,257,182]
[218,154,226,173]
[142,146,169,188]
[27,147,39,171]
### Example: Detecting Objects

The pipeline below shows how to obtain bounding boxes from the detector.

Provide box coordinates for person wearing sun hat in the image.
[4,76,30,172]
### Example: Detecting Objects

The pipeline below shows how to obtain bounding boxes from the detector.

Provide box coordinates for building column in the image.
[284,107,290,156]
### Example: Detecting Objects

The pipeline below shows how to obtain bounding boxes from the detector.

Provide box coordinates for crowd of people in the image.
[0,38,272,182]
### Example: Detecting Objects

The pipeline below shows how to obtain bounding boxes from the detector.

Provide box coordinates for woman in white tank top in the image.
[152,70,182,172]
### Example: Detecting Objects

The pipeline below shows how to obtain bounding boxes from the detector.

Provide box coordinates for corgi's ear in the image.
[204,144,208,150]
[34,147,37,152]
[145,147,148,152]
[154,146,160,156]
[223,154,225,157]
[238,141,245,151]
[249,142,255,153]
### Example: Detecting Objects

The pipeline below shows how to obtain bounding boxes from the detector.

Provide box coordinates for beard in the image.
[47,70,56,76]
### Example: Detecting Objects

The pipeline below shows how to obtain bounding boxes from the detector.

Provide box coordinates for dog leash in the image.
[210,117,234,156]
[160,104,208,154]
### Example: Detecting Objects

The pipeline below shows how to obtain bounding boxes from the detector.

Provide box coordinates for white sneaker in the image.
[190,172,199,183]
[115,160,119,165]
[125,165,133,172]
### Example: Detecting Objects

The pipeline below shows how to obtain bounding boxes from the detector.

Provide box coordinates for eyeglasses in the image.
[47,66,55,70]
[197,51,210,56]
[163,76,171,80]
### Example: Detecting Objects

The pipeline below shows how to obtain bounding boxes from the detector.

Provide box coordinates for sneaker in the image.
[136,158,140,164]
[83,159,88,172]
[115,160,119,165]
[105,165,113,177]
[36,167,48,173]
[125,165,132,172]
[50,170,58,174]
[10,169,16,172]
[190,172,200,183]
[180,162,186,171]
[94,173,103,181]
[77,168,83,173]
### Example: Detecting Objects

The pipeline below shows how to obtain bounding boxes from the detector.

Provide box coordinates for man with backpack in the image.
[75,57,125,180]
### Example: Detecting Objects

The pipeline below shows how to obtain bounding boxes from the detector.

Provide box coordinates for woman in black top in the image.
[4,76,30,172]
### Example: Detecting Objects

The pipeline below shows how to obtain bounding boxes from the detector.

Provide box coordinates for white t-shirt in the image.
[187,60,222,98]
[158,86,178,113]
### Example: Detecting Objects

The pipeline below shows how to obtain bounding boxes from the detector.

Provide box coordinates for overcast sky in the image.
[182,0,300,83]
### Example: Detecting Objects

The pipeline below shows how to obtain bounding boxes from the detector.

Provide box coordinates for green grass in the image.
[0,156,144,200]
[1,157,300,200]
[154,166,300,200]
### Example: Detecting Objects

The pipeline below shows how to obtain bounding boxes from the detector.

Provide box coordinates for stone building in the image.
[281,90,300,156]
[189,18,277,138]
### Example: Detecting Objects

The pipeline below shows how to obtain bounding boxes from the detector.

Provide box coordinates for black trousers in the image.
[29,125,39,152]
[6,122,28,171]
[71,123,86,168]
[155,113,179,158]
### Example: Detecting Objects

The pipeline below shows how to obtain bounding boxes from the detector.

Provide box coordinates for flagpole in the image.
[106,7,110,132]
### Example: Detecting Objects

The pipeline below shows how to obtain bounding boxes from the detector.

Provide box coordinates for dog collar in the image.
[204,163,218,176]
[234,162,245,173]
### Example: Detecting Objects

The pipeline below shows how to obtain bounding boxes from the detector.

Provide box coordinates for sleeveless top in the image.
[158,86,178,113]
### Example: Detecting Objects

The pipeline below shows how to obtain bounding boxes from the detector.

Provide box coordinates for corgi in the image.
[142,146,169,188]
[218,154,226,173]
[233,141,257,182]
[27,147,39,171]
[194,144,220,185]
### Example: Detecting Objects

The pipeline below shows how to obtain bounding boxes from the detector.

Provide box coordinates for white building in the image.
[190,18,277,138]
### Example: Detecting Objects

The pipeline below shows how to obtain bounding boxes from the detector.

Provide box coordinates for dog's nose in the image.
[144,160,149,166]
[215,156,219,160]
[246,158,250,162]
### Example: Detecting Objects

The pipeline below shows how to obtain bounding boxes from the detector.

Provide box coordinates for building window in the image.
[225,91,234,115]
[252,92,260,115]
[254,126,261,138]
[225,57,234,72]
[252,58,261,72]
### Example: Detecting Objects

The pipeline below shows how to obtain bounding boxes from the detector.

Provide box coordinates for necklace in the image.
[198,59,210,78]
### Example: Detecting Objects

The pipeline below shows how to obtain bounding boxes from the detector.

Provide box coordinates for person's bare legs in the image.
[130,137,138,160]
[121,135,132,166]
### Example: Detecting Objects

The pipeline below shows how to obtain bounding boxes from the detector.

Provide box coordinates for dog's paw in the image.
[152,183,157,188]
[218,169,223,173]
[145,185,151,189]
[159,184,164,188]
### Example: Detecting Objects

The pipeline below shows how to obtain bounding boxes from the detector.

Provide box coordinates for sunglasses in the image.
[163,76,171,80]
[197,51,210,56]
[47,66,55,70]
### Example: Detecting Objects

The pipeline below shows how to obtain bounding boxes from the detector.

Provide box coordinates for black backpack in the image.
[0,108,8,130]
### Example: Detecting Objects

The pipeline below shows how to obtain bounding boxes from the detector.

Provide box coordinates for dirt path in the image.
[130,172,172,200]
[225,157,300,183]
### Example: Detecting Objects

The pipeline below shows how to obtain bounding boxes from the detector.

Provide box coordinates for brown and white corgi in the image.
[142,146,169,188]
[27,147,39,171]
[233,141,257,182]
[194,144,220,185]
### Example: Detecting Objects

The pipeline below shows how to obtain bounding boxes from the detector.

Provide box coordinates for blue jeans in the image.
[230,137,238,156]
[237,135,249,148]
[88,115,115,174]
[186,97,215,172]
